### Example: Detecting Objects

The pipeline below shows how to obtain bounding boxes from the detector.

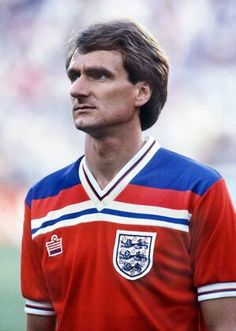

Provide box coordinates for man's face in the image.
[67,49,143,137]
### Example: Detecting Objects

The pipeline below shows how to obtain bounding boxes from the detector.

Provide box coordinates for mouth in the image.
[73,105,96,112]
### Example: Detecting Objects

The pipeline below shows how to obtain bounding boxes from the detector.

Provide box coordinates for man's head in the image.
[66,19,169,130]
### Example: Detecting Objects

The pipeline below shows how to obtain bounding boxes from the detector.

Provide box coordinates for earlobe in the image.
[135,82,152,107]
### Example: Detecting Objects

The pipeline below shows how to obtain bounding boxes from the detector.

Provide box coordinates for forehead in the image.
[69,49,125,72]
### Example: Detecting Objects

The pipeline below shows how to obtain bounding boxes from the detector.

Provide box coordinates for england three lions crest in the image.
[113,230,157,280]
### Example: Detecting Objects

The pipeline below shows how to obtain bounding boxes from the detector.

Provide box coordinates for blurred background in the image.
[0,0,235,330]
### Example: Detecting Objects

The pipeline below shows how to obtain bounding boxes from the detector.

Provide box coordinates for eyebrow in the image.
[67,65,115,79]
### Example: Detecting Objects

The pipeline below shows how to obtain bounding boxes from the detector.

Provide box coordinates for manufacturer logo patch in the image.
[113,230,156,280]
[46,234,63,257]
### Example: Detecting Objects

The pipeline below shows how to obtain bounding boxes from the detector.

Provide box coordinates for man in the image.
[21,20,236,331]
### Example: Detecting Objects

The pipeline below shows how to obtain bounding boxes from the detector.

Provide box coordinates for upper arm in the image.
[192,180,236,329]
[26,314,56,331]
[21,201,56,316]
[200,298,236,330]
[190,180,236,302]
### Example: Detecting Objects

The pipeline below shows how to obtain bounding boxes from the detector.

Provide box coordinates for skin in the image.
[67,49,151,188]
[26,314,56,331]
[200,298,236,330]
[26,49,236,330]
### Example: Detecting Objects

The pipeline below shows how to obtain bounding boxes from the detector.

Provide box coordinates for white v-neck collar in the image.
[79,136,160,211]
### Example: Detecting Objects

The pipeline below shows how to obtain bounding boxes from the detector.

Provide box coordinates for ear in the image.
[134,82,152,108]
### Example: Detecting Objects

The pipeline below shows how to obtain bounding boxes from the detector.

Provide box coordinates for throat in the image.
[96,175,114,191]
[84,133,145,190]
[88,157,124,190]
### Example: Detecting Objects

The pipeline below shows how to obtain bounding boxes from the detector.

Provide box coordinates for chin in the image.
[74,118,88,130]
[75,123,106,138]
[74,121,95,134]
[74,123,88,132]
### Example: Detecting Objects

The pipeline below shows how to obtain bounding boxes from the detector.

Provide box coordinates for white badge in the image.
[46,234,63,257]
[113,230,156,280]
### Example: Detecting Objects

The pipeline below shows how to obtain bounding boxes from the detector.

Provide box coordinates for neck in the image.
[84,127,144,190]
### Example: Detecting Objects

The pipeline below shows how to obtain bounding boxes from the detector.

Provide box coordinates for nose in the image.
[69,75,90,99]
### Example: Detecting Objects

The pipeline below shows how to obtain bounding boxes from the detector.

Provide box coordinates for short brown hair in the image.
[66,20,169,130]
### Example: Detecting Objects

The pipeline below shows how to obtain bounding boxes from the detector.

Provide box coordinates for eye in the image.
[89,71,107,80]
[95,73,107,81]
[67,69,80,82]
[87,69,112,81]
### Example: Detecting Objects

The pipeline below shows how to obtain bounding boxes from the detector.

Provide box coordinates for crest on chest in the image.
[113,230,157,280]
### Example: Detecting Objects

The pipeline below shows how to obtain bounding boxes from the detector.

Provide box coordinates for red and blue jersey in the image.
[21,137,236,331]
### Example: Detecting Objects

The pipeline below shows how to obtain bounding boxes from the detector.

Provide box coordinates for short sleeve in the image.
[21,198,56,316]
[189,179,236,301]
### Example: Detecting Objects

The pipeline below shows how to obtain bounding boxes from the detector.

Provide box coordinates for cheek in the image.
[102,87,136,108]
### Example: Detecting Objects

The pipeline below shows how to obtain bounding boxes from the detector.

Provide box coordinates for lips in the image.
[73,105,96,111]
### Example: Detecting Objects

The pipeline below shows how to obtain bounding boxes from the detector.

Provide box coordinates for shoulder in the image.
[157,147,221,177]
[25,157,83,208]
[148,147,222,196]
